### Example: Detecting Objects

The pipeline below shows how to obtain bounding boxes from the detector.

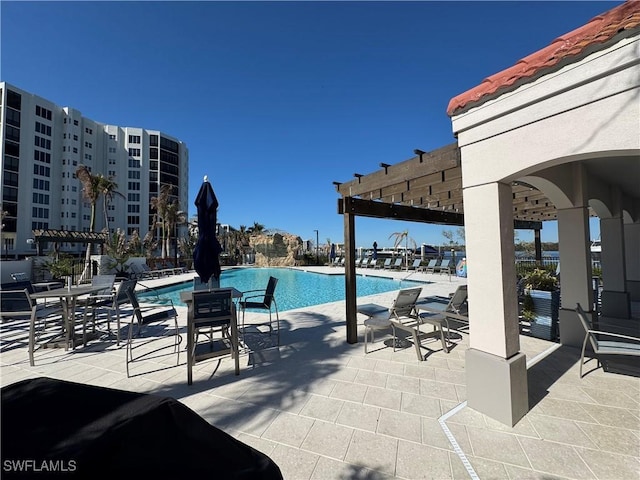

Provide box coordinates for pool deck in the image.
[1,266,638,479]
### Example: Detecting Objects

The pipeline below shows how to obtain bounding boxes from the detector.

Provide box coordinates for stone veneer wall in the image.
[250,233,303,267]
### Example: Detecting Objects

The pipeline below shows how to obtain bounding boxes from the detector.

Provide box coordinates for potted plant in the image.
[44,254,75,287]
[522,267,560,340]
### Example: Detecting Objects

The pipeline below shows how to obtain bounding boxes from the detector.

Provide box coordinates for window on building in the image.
[128,135,141,143]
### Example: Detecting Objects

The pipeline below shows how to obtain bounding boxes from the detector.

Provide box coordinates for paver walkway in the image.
[1,267,638,479]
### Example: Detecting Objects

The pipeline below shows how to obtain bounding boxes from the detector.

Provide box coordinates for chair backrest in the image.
[576,303,599,351]
[92,274,116,295]
[440,259,450,268]
[446,285,468,315]
[0,287,34,316]
[412,259,421,268]
[263,276,278,308]
[391,288,422,320]
[383,259,392,267]
[192,289,234,323]
[393,258,402,267]
[426,259,437,268]
[114,279,137,306]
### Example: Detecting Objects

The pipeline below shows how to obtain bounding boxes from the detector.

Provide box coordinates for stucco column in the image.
[624,222,640,302]
[464,181,528,426]
[600,215,630,318]
[557,206,593,346]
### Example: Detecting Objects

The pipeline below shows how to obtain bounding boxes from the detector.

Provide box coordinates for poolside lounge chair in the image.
[576,303,640,378]
[390,258,403,270]
[409,259,422,271]
[421,259,439,273]
[360,258,370,268]
[358,288,422,354]
[378,258,392,270]
[417,285,469,325]
[435,259,451,275]
[354,258,362,268]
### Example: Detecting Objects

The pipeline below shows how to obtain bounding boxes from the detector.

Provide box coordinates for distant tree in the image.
[99,176,124,232]
[150,184,174,259]
[388,230,417,269]
[76,165,122,282]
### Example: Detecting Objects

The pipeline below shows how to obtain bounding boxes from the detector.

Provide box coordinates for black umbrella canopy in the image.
[193,176,222,284]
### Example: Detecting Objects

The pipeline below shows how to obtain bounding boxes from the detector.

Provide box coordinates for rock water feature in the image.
[250,233,303,266]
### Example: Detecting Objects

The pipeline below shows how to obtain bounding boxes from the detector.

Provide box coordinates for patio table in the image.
[29,284,110,362]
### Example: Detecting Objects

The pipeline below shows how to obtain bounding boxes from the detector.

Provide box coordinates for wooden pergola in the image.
[32,229,109,255]
[334,142,583,344]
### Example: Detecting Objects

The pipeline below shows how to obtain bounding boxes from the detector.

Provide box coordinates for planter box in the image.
[528,289,560,341]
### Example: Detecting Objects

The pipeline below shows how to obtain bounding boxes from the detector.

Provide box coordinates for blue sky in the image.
[2,1,612,249]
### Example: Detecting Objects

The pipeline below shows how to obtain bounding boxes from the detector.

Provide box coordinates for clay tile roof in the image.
[447,0,640,117]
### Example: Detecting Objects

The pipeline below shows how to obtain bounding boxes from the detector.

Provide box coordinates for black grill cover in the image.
[1,377,282,478]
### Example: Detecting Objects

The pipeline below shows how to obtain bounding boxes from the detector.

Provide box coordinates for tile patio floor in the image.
[1,267,638,479]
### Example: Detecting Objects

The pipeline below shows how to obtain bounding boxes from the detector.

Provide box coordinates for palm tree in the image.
[76,165,103,282]
[388,229,417,270]
[149,184,174,259]
[164,201,186,262]
[100,176,124,233]
[249,222,265,235]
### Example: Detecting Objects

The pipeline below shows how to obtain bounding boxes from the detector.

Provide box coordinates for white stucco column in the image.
[464,181,528,426]
[557,206,593,346]
[600,215,630,318]
[624,222,640,302]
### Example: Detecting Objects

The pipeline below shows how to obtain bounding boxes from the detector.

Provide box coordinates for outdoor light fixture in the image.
[379,162,391,173]
[414,149,426,163]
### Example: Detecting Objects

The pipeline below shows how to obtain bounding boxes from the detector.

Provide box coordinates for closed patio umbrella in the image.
[330,243,336,262]
[193,176,222,285]
[372,241,378,260]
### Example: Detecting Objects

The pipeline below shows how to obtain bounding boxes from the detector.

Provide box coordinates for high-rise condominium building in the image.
[0,82,189,258]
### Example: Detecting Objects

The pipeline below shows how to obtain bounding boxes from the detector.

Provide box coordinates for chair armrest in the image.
[241,293,266,302]
[241,289,266,296]
[389,319,417,333]
[589,329,640,342]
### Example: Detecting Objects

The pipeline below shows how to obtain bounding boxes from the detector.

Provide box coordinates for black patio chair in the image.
[239,276,279,347]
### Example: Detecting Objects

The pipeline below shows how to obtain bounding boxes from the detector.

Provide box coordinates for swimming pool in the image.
[139,267,428,312]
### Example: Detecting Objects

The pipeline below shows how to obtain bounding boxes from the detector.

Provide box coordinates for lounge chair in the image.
[409,259,422,271]
[358,288,423,354]
[421,259,439,273]
[378,258,392,270]
[417,285,469,325]
[390,258,403,270]
[354,258,362,268]
[435,259,452,275]
[360,258,370,268]
[358,288,450,360]
[165,261,186,275]
[368,259,378,269]
[575,303,640,378]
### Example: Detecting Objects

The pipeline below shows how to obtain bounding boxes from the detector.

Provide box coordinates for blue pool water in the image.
[140,267,428,312]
